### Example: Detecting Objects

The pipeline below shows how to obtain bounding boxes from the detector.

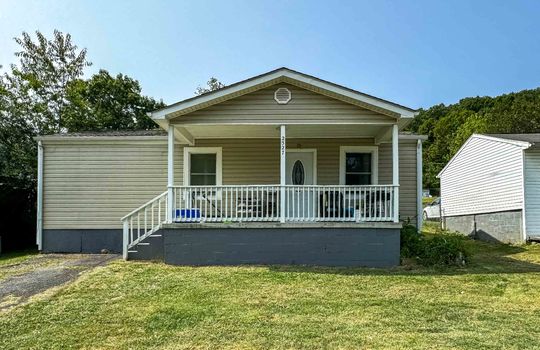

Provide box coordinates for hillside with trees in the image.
[408,88,540,190]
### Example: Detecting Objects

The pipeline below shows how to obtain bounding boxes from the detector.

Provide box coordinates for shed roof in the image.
[486,133,540,146]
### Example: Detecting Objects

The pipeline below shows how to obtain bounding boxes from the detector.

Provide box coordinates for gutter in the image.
[36,140,43,251]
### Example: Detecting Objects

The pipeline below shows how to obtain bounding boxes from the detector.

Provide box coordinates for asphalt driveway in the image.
[0,253,118,310]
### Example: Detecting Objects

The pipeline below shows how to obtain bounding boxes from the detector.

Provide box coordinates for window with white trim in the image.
[184,147,222,186]
[339,146,378,185]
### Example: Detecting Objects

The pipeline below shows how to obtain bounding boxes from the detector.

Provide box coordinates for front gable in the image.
[171,83,396,126]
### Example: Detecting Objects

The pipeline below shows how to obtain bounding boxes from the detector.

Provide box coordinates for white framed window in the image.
[339,146,378,185]
[183,147,222,186]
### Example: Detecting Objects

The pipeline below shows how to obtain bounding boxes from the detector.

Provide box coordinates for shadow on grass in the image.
[267,240,540,277]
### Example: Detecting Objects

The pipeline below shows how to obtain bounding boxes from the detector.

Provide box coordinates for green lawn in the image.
[1,225,540,349]
[0,249,38,267]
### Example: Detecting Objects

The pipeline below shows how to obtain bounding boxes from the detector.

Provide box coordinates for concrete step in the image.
[128,229,164,261]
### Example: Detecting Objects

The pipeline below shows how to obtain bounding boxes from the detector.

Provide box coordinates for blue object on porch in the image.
[176,209,201,219]
[345,208,355,217]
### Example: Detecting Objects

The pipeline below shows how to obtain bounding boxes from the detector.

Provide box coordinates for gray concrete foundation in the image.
[162,226,400,267]
[42,229,122,253]
[444,210,523,243]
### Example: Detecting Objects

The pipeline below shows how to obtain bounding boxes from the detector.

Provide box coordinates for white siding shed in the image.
[438,133,540,241]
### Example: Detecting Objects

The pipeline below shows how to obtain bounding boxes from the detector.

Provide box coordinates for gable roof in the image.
[150,67,418,121]
[437,133,533,178]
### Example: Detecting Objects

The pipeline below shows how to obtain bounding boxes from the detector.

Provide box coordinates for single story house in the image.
[35,67,426,267]
[438,133,540,243]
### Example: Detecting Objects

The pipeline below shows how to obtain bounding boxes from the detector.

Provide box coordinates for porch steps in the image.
[127,233,164,261]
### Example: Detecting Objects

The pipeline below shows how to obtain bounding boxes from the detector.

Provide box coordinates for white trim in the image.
[36,140,43,250]
[392,124,399,223]
[274,87,291,104]
[280,125,286,223]
[286,148,318,185]
[521,149,528,241]
[437,134,531,178]
[183,147,223,186]
[416,139,423,230]
[339,146,379,185]
[151,68,416,119]
[167,126,175,222]
[171,121,397,126]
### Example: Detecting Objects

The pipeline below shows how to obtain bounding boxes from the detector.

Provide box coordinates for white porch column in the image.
[392,124,399,223]
[167,124,175,223]
[280,125,286,223]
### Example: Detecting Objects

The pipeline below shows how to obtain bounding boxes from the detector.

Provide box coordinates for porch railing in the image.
[121,191,168,259]
[171,185,397,223]
[121,185,398,259]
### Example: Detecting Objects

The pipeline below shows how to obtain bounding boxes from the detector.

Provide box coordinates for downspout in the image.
[36,140,44,251]
[416,139,423,230]
[521,149,527,242]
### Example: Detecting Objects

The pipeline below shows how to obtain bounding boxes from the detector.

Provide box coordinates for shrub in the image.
[417,233,469,266]
[400,225,469,267]
[400,224,422,258]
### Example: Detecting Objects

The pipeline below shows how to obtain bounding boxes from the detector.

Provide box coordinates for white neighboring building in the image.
[438,133,540,243]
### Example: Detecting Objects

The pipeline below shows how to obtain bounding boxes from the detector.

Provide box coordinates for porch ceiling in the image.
[174,124,391,141]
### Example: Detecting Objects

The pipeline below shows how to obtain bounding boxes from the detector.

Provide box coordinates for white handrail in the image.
[121,191,168,259]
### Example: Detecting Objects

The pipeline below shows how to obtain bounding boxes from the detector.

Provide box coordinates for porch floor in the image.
[162,221,402,230]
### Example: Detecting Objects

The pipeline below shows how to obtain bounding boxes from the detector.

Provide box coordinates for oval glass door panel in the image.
[292,160,305,185]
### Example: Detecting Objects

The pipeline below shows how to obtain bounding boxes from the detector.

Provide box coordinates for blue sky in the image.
[1,0,539,109]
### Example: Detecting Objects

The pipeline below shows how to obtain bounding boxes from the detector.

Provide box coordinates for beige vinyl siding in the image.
[379,140,418,221]
[43,137,418,230]
[43,139,183,229]
[439,136,524,217]
[195,138,418,221]
[172,83,395,125]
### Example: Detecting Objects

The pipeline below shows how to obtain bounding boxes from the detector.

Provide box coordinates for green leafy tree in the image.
[408,88,540,190]
[63,70,164,131]
[195,77,225,95]
[0,30,90,183]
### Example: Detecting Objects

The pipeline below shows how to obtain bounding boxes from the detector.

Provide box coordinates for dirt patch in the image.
[0,254,118,310]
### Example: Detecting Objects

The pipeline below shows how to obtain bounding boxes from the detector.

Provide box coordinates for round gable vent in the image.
[274,87,291,104]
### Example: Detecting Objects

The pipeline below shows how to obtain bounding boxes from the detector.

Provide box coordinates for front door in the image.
[286,150,315,219]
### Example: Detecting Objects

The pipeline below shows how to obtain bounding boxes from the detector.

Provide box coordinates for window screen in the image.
[190,154,216,185]
[345,153,371,185]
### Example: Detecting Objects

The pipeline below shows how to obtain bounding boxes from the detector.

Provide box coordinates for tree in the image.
[195,77,225,95]
[0,30,165,251]
[0,30,90,183]
[408,88,540,190]
[63,70,165,131]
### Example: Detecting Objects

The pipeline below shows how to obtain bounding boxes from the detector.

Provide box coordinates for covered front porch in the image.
[121,122,405,258]
[164,122,401,224]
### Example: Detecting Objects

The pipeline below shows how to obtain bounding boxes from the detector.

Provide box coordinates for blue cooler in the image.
[176,208,201,220]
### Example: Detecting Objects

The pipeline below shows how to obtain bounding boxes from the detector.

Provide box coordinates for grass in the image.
[0,249,38,267]
[1,225,540,349]
[422,196,438,207]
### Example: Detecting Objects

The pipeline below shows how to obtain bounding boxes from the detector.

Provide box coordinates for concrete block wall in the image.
[444,210,523,243]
